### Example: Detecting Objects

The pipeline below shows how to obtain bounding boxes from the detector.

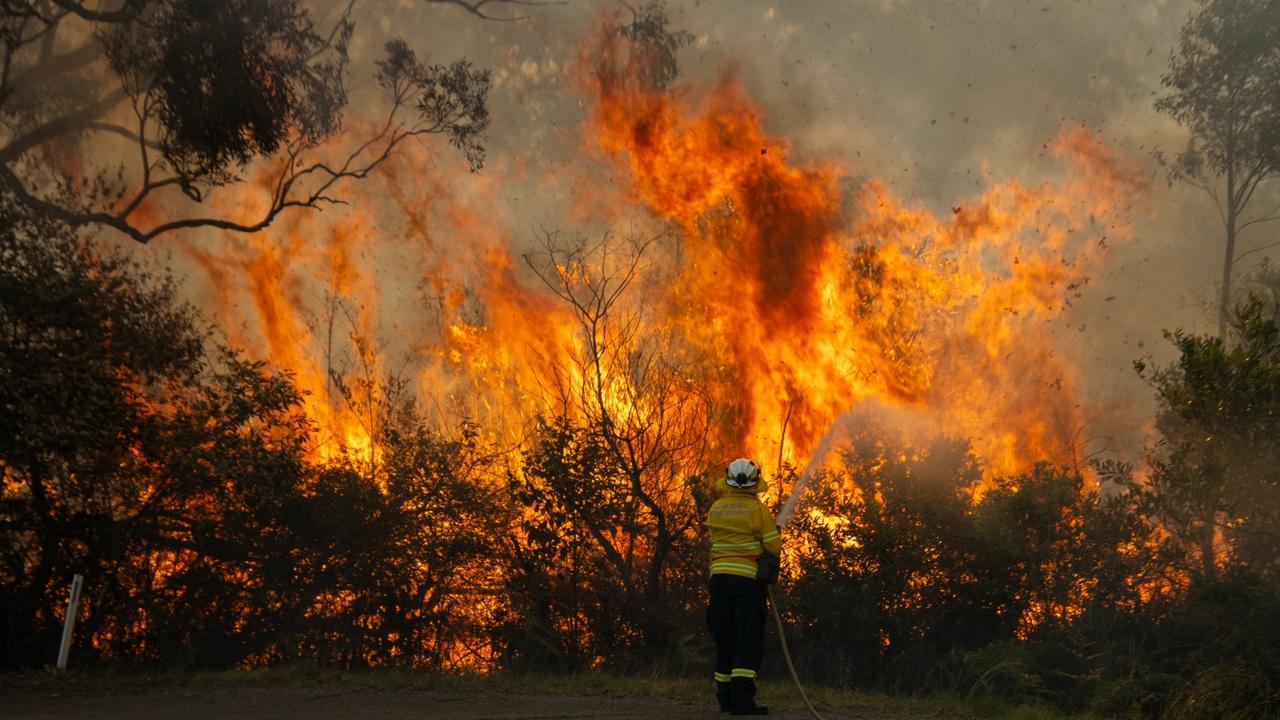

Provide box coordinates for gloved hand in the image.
[756,550,780,584]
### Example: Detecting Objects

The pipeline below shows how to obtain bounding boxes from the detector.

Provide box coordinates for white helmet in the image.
[725,458,762,489]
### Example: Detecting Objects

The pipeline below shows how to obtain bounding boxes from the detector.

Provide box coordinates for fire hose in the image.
[767,587,826,720]
[768,417,828,720]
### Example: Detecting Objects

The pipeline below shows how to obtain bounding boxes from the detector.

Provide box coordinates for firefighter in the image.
[705,457,781,715]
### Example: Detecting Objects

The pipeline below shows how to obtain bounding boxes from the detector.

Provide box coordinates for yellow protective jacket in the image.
[705,475,782,579]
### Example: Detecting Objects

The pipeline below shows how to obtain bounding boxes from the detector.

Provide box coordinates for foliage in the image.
[617,1,694,93]
[781,438,1156,711]
[92,351,314,666]
[282,410,503,670]
[1155,0,1280,332]
[0,0,496,242]
[375,40,491,171]
[1116,299,1280,582]
[1156,0,1280,189]
[502,417,637,671]
[103,0,350,190]
[0,219,501,669]
[0,203,207,663]
[589,0,693,97]
[502,416,707,673]
[1157,574,1280,719]
[1236,258,1280,323]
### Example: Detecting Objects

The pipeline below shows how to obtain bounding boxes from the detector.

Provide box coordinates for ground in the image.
[0,676,955,720]
[0,684,907,720]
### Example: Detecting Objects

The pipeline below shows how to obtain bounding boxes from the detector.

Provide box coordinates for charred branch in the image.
[1,0,492,243]
[424,0,564,22]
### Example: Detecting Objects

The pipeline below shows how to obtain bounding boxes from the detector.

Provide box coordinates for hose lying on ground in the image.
[767,588,826,720]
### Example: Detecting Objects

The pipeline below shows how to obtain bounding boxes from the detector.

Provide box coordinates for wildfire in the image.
[173,22,1145,503]
[577,25,1145,484]
[178,179,384,466]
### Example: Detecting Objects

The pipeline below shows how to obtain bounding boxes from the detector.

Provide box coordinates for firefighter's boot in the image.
[729,677,768,715]
[716,679,732,712]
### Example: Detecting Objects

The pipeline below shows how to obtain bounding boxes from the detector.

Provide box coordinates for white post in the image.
[55,574,84,672]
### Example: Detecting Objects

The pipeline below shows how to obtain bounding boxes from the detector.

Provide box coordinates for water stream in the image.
[776,400,937,527]
[776,412,855,528]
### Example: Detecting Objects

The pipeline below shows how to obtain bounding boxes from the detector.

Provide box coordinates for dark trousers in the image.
[706,573,768,708]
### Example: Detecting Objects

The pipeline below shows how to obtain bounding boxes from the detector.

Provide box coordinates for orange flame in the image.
[574,27,1145,483]
[177,24,1146,499]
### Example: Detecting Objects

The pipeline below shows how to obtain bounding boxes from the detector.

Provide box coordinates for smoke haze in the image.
[150,0,1268,470]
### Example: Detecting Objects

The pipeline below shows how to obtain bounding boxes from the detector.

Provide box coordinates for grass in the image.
[0,667,1105,720]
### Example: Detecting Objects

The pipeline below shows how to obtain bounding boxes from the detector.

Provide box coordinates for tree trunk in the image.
[17,468,57,664]
[1199,521,1218,584]
[642,525,672,655]
[1218,168,1238,339]
[1218,213,1237,339]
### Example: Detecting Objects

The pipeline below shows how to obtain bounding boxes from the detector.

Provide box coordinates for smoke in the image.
[146,0,1249,470]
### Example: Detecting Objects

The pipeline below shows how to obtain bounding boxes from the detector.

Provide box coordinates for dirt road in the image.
[1,681,926,720]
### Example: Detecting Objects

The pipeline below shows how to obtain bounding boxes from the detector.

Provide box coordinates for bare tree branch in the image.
[2,5,493,243]
[0,87,127,165]
[1233,241,1280,266]
[1237,200,1280,233]
[424,0,564,22]
[47,0,142,23]
[4,39,96,106]
[522,224,713,636]
[82,120,161,150]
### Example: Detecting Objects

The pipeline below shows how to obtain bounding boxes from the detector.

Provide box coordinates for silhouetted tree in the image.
[784,435,1156,707]
[280,406,503,670]
[1114,299,1280,584]
[589,0,692,96]
[0,201,205,662]
[517,228,719,667]
[503,416,639,670]
[0,205,508,667]
[92,351,314,665]
[616,0,692,92]
[1156,0,1280,336]
[0,0,495,243]
[0,203,328,665]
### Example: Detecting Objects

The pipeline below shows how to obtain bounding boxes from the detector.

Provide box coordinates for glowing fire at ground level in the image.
[153,35,1157,662]
[9,8,1280,719]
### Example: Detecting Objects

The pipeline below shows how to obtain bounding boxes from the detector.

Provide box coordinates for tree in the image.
[280,406,504,670]
[615,0,692,93]
[1113,299,1280,585]
[88,351,314,666]
[588,0,692,97]
[1156,0,1280,337]
[1236,257,1280,324]
[503,416,646,670]
[0,199,206,662]
[783,435,1157,708]
[516,228,720,664]
[0,0,498,243]
[0,201,327,664]
[0,195,508,667]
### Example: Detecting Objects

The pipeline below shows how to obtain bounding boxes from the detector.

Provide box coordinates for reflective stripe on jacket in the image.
[705,491,782,579]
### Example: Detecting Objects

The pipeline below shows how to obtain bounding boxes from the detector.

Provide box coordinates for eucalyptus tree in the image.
[0,0,541,244]
[1156,0,1280,337]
